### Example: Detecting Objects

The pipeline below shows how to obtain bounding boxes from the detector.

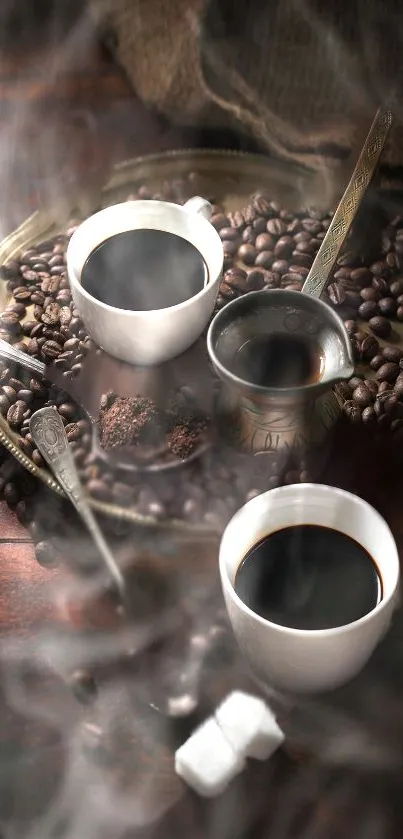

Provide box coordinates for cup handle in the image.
[184,196,213,221]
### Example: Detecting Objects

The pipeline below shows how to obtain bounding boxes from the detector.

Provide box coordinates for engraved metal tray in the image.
[0,148,401,525]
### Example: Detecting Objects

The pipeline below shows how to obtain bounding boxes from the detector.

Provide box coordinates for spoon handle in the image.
[29,407,125,597]
[0,337,47,377]
[302,107,393,299]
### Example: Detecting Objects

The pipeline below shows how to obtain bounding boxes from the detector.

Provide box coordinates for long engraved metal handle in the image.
[29,407,125,596]
[0,337,46,376]
[302,107,393,298]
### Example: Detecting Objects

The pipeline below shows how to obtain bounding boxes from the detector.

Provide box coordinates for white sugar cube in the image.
[215,691,284,761]
[175,717,245,797]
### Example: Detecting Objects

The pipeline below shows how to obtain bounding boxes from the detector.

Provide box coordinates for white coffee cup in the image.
[219,484,400,693]
[66,196,223,366]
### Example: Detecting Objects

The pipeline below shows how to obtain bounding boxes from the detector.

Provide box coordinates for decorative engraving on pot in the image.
[217,385,342,454]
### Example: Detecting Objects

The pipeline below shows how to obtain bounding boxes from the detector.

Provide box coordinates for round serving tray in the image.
[0,148,401,527]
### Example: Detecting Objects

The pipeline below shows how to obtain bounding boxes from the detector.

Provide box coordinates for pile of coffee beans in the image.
[1,168,403,570]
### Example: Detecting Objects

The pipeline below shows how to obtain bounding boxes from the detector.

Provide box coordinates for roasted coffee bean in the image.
[360,335,379,361]
[370,260,388,277]
[335,382,351,403]
[246,269,266,291]
[0,311,22,334]
[238,244,257,264]
[365,379,378,397]
[376,362,399,383]
[394,374,403,396]
[8,302,26,317]
[267,218,286,236]
[369,316,392,338]
[255,232,275,251]
[30,378,46,397]
[58,402,76,420]
[252,217,266,237]
[41,302,60,325]
[352,383,372,407]
[344,400,361,423]
[18,436,33,457]
[350,267,372,288]
[8,378,24,393]
[274,236,293,258]
[27,338,40,356]
[362,406,376,424]
[224,268,247,292]
[42,340,62,359]
[31,291,45,306]
[64,336,81,352]
[397,306,403,321]
[386,252,398,270]
[7,400,28,427]
[382,345,403,363]
[282,272,304,285]
[301,218,322,236]
[31,323,44,339]
[328,283,346,306]
[0,260,19,279]
[390,279,403,298]
[50,265,66,276]
[211,213,230,231]
[242,225,255,243]
[2,386,16,403]
[13,287,31,302]
[59,306,72,326]
[358,301,379,320]
[219,282,238,301]
[56,289,72,305]
[382,393,399,415]
[64,422,81,442]
[33,306,44,321]
[18,389,33,405]
[291,251,313,268]
[22,320,38,337]
[372,277,389,296]
[0,394,9,414]
[360,287,379,302]
[378,297,397,317]
[223,240,237,259]
[255,251,274,269]
[271,259,289,275]
[252,194,273,217]
[219,227,239,242]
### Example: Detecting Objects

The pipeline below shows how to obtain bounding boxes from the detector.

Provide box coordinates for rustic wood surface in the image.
[1,11,403,839]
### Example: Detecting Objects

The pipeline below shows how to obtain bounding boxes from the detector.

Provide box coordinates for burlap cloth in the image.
[91,0,403,176]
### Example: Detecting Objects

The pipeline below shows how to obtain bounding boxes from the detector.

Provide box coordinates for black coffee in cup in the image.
[234,525,382,630]
[233,334,324,388]
[81,229,207,311]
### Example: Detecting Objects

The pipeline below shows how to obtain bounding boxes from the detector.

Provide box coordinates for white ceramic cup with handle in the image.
[219,484,400,694]
[66,196,223,366]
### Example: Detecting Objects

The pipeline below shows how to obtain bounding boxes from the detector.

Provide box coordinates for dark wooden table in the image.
[2,15,403,839]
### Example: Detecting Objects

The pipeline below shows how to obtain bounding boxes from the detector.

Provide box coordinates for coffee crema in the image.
[81,229,207,311]
[233,333,324,388]
[234,525,382,630]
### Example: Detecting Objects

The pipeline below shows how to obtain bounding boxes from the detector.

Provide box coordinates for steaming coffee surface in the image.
[235,525,381,630]
[81,229,207,310]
